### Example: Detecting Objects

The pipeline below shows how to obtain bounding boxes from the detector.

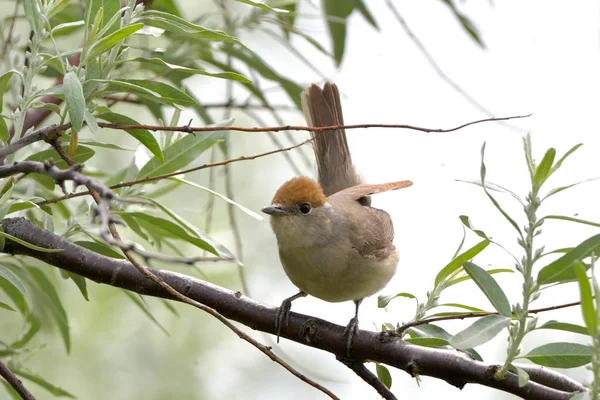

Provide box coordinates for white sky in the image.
[209,1,600,399]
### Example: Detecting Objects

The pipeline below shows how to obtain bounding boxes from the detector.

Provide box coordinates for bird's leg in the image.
[343,299,363,357]
[275,291,307,343]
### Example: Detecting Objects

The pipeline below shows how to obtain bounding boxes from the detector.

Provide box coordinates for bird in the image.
[261,82,412,355]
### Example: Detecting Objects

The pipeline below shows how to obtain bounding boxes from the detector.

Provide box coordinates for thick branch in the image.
[0,217,581,400]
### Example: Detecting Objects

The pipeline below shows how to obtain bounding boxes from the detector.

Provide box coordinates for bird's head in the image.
[262,177,333,247]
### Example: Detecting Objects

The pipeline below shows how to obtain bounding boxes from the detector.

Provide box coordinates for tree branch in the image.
[0,217,582,400]
[338,357,397,400]
[0,360,36,400]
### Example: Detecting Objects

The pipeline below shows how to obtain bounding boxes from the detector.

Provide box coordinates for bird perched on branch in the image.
[262,82,412,354]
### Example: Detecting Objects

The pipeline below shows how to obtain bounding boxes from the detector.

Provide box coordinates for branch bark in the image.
[0,217,585,400]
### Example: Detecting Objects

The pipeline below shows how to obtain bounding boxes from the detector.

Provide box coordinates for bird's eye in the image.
[299,203,311,214]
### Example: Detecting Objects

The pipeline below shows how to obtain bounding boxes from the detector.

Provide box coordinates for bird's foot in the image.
[275,298,293,343]
[343,316,359,357]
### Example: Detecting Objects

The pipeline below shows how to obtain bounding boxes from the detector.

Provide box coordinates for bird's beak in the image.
[261,205,287,216]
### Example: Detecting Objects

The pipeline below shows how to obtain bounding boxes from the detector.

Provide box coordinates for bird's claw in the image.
[275,298,293,343]
[343,316,359,357]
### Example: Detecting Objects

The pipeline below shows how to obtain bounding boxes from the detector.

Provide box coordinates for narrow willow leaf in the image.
[456,179,525,205]
[518,342,592,368]
[25,145,95,169]
[11,314,41,348]
[441,0,484,47]
[438,303,486,313]
[66,271,89,301]
[51,20,85,35]
[447,268,514,287]
[119,57,251,82]
[549,143,583,175]
[96,112,162,160]
[537,321,589,336]
[405,337,449,347]
[510,364,529,387]
[26,267,70,352]
[533,147,556,189]
[63,71,85,132]
[542,215,600,228]
[13,368,76,398]
[86,23,144,59]
[0,231,63,253]
[0,266,29,308]
[0,71,18,113]
[409,323,483,361]
[233,0,289,13]
[0,117,8,144]
[574,264,596,335]
[355,0,378,29]
[171,177,263,220]
[434,239,490,287]
[0,301,15,311]
[449,315,510,350]
[377,292,416,308]
[543,177,600,200]
[375,364,392,389]
[124,291,169,335]
[116,79,196,106]
[538,234,600,285]
[323,0,354,65]
[136,128,225,178]
[463,262,511,317]
[74,240,125,259]
[89,79,191,107]
[480,143,522,238]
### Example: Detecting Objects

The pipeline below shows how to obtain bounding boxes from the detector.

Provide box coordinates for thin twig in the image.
[96,113,530,134]
[0,360,36,400]
[398,300,582,333]
[337,357,397,400]
[36,138,311,206]
[0,123,69,159]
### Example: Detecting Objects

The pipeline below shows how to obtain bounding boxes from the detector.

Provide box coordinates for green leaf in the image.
[447,268,514,287]
[0,300,15,311]
[518,342,592,368]
[377,292,416,308]
[533,147,556,189]
[136,128,225,178]
[86,23,144,60]
[26,267,70,352]
[0,70,18,113]
[355,0,378,29]
[172,177,263,220]
[0,117,8,144]
[13,368,76,398]
[480,143,523,238]
[541,215,600,229]
[574,264,596,335]
[438,303,486,313]
[323,0,354,65]
[63,71,86,132]
[119,57,251,83]
[434,239,490,287]
[549,143,583,176]
[408,323,482,361]
[0,266,28,313]
[537,321,589,336]
[90,79,195,107]
[543,177,600,200]
[66,271,89,301]
[462,262,511,317]
[23,0,42,32]
[441,0,484,48]
[11,314,41,348]
[449,315,510,350]
[25,144,95,170]
[74,240,125,259]
[124,212,221,256]
[405,337,449,347]
[537,234,600,285]
[509,364,529,387]
[0,231,64,253]
[88,0,121,36]
[123,291,169,335]
[375,364,392,389]
[136,10,242,44]
[96,112,163,160]
[233,0,289,13]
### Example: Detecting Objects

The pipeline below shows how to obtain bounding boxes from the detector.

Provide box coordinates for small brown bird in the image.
[262,83,412,353]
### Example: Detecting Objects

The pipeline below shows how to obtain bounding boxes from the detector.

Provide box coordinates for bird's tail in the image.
[301,82,363,196]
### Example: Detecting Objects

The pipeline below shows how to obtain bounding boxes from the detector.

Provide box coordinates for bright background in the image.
[4,1,600,399]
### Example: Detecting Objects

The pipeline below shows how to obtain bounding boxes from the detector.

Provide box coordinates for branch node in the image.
[302,319,317,344]
[406,360,420,378]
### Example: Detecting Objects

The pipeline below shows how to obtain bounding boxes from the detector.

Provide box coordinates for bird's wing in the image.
[330,180,413,202]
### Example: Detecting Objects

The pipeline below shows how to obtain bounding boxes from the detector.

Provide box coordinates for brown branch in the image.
[0,123,70,159]
[36,138,312,206]
[399,301,582,333]
[96,114,530,134]
[0,217,584,400]
[0,360,36,400]
[338,358,397,400]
